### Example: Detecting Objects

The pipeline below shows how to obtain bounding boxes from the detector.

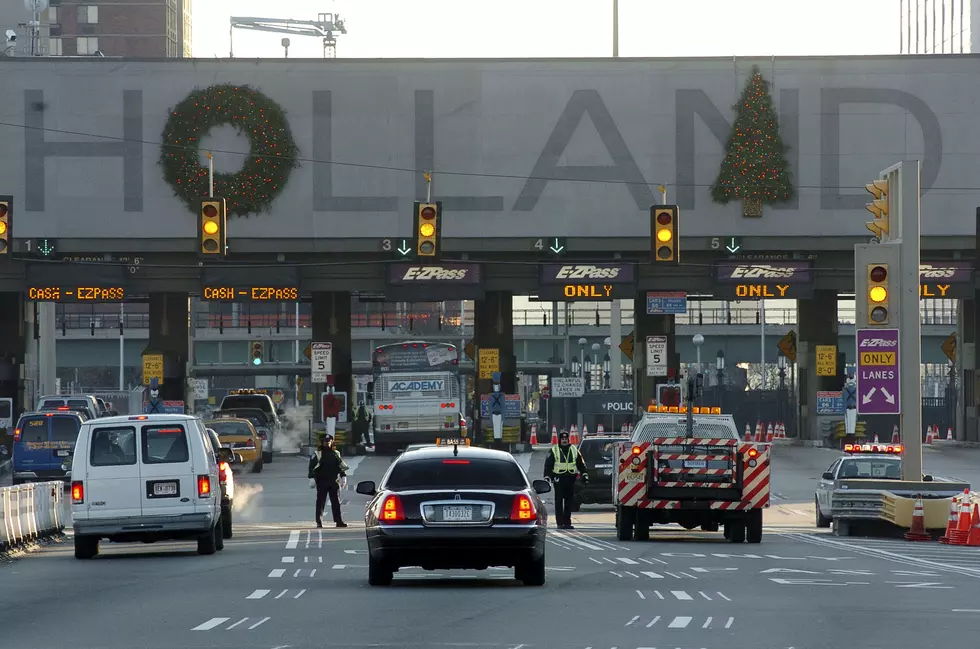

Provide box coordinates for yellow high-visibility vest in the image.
[551,445,579,474]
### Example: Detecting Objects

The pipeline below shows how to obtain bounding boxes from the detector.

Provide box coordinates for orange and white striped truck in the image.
[613,406,771,544]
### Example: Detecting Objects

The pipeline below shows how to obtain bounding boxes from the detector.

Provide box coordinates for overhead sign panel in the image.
[713,262,814,300]
[856,328,900,415]
[537,263,636,301]
[919,262,973,298]
[386,263,484,301]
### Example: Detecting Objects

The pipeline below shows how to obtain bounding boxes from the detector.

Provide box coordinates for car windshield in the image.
[209,421,253,437]
[839,458,901,479]
[579,439,622,464]
[385,457,527,490]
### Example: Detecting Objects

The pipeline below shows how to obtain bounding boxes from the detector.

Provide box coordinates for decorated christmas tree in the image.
[710,66,794,217]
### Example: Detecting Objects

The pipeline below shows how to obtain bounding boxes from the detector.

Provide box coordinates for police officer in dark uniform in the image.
[307,434,349,528]
[543,431,588,529]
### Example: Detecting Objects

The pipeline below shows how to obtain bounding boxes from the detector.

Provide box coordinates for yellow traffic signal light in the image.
[251,341,263,366]
[865,179,889,240]
[650,205,679,263]
[867,264,889,324]
[199,198,227,257]
[415,201,441,258]
[0,196,11,255]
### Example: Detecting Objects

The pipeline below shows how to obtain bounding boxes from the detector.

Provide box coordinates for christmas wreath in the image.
[159,84,300,217]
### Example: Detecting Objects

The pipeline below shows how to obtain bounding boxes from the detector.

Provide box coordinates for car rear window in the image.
[18,417,48,443]
[67,400,91,411]
[142,425,190,464]
[209,421,253,437]
[90,426,137,467]
[385,457,527,490]
[50,417,81,442]
[579,440,622,464]
[39,400,64,409]
[221,396,271,412]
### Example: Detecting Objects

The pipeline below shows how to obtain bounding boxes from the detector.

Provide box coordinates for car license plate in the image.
[397,422,410,429]
[602,468,612,476]
[442,505,472,521]
[624,471,644,482]
[683,460,707,469]
[55,450,70,457]
[154,482,178,496]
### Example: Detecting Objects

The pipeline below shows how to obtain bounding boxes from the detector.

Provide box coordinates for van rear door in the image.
[81,425,141,519]
[138,422,197,516]
[14,415,52,475]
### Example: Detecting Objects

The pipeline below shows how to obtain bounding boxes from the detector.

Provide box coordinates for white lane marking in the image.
[668,616,692,629]
[671,590,693,600]
[641,571,663,579]
[551,532,603,551]
[725,616,735,628]
[286,530,299,549]
[645,615,661,628]
[639,557,668,565]
[718,591,732,601]
[610,571,624,578]
[603,557,618,564]
[333,564,346,569]
[310,569,317,577]
[246,589,270,600]
[589,557,603,564]
[294,589,306,599]
[282,556,294,563]
[679,572,698,579]
[703,616,713,628]
[304,530,311,549]
[293,569,301,578]
[665,571,682,578]
[192,618,229,631]
[653,590,664,599]
[635,590,645,599]
[248,617,270,630]
[698,591,712,600]
[952,609,980,612]
[625,571,640,578]
[625,615,640,627]
[274,589,288,599]
[617,557,639,564]
[317,528,323,549]
[317,556,323,562]
[268,569,286,578]
[226,618,249,630]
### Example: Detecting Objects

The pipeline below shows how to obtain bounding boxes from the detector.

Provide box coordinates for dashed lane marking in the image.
[268,569,286,578]
[246,589,270,599]
[192,618,229,631]
[282,556,295,563]
[633,589,724,601]
[285,531,300,550]
[191,616,270,631]
[246,589,305,600]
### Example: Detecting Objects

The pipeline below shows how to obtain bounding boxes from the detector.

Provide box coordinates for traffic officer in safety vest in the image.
[543,431,588,529]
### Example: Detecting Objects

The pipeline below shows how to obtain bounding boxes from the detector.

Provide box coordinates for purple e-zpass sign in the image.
[856,328,900,415]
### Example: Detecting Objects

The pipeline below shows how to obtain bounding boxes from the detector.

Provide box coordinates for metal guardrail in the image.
[0,481,65,551]
[54,304,959,331]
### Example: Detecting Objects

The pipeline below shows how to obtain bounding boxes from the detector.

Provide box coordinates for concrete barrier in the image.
[0,481,65,551]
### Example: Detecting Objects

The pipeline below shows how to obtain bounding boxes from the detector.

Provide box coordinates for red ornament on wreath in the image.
[159,83,300,217]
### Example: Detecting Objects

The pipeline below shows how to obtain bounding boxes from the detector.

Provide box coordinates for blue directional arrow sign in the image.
[549,237,565,255]
[396,239,412,257]
[725,237,741,253]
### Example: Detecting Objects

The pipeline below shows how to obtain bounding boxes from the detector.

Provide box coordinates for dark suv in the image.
[573,434,629,510]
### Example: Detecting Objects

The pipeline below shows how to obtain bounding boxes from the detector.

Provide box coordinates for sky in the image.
[194,0,900,59]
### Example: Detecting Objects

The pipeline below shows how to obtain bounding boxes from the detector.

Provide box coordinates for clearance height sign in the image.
[713,262,813,299]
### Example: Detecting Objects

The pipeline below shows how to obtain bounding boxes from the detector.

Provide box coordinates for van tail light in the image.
[13,428,20,442]
[380,494,405,522]
[57,406,70,411]
[197,475,212,498]
[71,481,84,504]
[218,462,230,484]
[510,494,537,522]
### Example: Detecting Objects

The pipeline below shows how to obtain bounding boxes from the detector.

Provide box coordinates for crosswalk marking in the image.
[702,616,713,629]
[268,569,285,578]
[285,531,299,550]
[645,615,660,628]
[192,618,229,631]
[282,557,294,563]
[725,616,735,628]
[248,617,270,630]
[246,589,270,599]
[625,615,640,627]
[667,616,692,628]
[671,590,693,600]
[635,589,730,602]
[226,618,250,630]
[641,571,663,579]
[617,557,639,564]
[625,615,732,631]
[191,616,272,632]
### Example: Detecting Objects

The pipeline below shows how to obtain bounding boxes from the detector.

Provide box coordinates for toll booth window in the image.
[50,417,81,442]
[385,458,526,490]
[579,440,618,464]
[90,427,137,467]
[839,459,900,479]
[18,417,48,443]
[141,426,190,465]
[210,421,253,437]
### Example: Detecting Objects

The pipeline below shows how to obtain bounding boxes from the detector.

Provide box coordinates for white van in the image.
[69,414,225,559]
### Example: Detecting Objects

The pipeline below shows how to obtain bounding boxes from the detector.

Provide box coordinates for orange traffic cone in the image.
[777,423,786,439]
[891,425,900,444]
[744,423,752,441]
[949,493,974,545]
[754,422,762,442]
[873,433,880,444]
[904,496,932,542]
[924,427,934,445]
[940,493,962,544]
[766,423,774,442]
[529,424,538,445]
[946,427,954,441]
[569,425,580,445]
[551,426,559,446]
[597,423,604,434]
[966,504,980,547]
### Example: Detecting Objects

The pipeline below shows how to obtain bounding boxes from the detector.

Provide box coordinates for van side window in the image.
[90,427,137,467]
[142,425,190,464]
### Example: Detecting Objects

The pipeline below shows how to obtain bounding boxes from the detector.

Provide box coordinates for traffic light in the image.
[650,205,679,263]
[251,341,263,366]
[199,197,227,257]
[865,179,889,240]
[866,263,890,325]
[0,196,12,255]
[414,201,441,258]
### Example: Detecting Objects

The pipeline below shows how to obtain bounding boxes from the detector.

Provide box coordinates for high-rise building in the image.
[900,0,980,53]
[1,0,192,57]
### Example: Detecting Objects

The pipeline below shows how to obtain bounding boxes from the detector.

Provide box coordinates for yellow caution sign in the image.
[142,353,164,386]
[859,351,896,366]
[478,348,499,379]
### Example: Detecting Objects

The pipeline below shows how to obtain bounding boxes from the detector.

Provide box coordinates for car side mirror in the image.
[532,479,551,495]
[923,474,934,482]
[218,447,234,462]
[822,472,835,481]
[355,480,377,496]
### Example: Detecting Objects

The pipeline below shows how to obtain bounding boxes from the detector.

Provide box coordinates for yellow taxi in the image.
[206,418,264,473]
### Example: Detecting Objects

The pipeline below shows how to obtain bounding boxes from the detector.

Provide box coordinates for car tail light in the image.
[443,459,469,464]
[440,402,456,409]
[380,494,405,522]
[71,481,84,504]
[510,494,537,522]
[57,406,70,411]
[257,430,268,440]
[197,475,211,498]
[632,446,643,455]
[12,428,20,442]
[244,438,256,449]
[218,462,230,484]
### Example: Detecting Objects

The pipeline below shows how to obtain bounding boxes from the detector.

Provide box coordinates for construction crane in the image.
[229,13,347,59]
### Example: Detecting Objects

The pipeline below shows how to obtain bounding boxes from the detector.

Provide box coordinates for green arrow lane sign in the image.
[550,238,565,254]
[397,239,411,256]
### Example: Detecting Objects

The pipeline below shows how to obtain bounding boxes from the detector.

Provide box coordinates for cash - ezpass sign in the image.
[713,262,813,299]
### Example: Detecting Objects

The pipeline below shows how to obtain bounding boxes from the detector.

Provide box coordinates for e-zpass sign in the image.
[387,380,445,392]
